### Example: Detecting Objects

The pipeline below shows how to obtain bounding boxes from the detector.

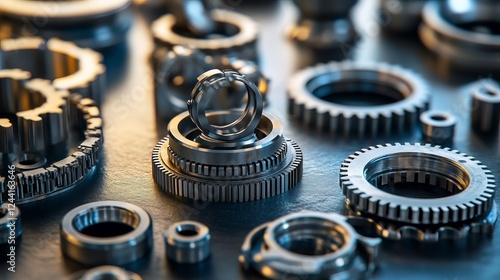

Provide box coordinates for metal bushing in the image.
[0,75,103,204]
[288,0,359,49]
[0,203,22,244]
[340,143,496,243]
[420,110,456,144]
[471,81,500,133]
[0,37,106,103]
[152,70,303,202]
[288,61,430,137]
[167,0,216,36]
[240,211,381,279]
[420,1,500,70]
[60,201,153,266]
[164,221,211,264]
[379,0,426,33]
[76,266,142,280]
[0,0,133,49]
[152,9,259,63]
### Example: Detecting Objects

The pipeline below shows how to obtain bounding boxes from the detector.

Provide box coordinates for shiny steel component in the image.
[0,0,132,49]
[152,9,259,62]
[472,81,500,133]
[0,203,22,244]
[0,119,14,154]
[152,70,303,202]
[379,0,426,33]
[0,37,106,103]
[0,70,69,153]
[0,91,103,204]
[164,221,211,263]
[288,0,359,49]
[60,201,153,266]
[288,61,430,136]
[340,143,496,242]
[79,266,142,280]
[168,0,216,36]
[420,110,456,143]
[154,46,270,120]
[240,211,381,279]
[420,1,500,69]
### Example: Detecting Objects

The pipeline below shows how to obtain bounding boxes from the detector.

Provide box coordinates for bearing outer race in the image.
[60,201,153,266]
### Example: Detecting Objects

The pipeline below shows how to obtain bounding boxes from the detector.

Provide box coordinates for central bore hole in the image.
[430,115,447,121]
[73,206,140,238]
[172,21,239,39]
[364,153,470,199]
[274,217,346,256]
[93,272,122,280]
[307,71,411,107]
[176,224,199,237]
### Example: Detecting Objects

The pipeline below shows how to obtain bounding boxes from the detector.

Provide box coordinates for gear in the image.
[288,61,430,136]
[1,37,106,103]
[0,79,103,204]
[152,70,302,202]
[0,0,132,49]
[152,9,259,63]
[340,143,495,226]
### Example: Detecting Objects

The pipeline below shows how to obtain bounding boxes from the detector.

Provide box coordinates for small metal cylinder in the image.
[164,221,211,263]
[420,110,456,144]
[60,201,153,266]
[79,266,142,280]
[472,83,500,133]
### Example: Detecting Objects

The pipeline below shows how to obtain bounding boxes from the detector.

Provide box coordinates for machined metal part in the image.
[168,0,216,36]
[379,0,426,33]
[153,46,270,120]
[420,110,456,144]
[288,0,359,49]
[0,37,106,103]
[152,70,303,202]
[73,266,142,280]
[164,221,211,264]
[0,203,22,244]
[420,1,500,70]
[471,80,500,133]
[288,61,430,137]
[0,86,103,204]
[152,9,259,63]
[240,211,381,279]
[60,201,153,266]
[0,0,132,49]
[340,143,497,242]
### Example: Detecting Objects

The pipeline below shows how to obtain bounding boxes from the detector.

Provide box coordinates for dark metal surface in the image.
[1,1,500,279]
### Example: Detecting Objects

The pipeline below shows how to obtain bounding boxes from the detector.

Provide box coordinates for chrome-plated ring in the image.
[60,201,153,266]
[420,110,456,143]
[164,221,211,264]
[79,266,142,280]
[188,69,263,142]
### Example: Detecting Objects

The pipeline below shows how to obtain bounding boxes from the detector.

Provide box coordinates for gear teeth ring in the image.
[288,61,430,137]
[339,143,496,242]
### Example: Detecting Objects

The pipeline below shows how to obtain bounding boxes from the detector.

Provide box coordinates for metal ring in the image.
[240,211,381,279]
[60,201,153,266]
[420,110,456,144]
[168,0,216,36]
[79,266,142,280]
[164,221,211,264]
[188,69,263,142]
[0,203,22,244]
[472,81,500,133]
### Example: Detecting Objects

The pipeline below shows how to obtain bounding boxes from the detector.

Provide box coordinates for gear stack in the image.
[153,69,303,202]
[340,143,496,243]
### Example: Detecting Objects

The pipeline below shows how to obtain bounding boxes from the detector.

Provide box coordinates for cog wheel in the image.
[340,143,495,225]
[288,61,430,136]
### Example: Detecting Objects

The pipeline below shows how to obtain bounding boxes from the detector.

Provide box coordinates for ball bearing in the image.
[164,221,211,264]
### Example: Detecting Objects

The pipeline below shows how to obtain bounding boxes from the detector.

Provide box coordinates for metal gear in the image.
[0,0,132,49]
[152,69,302,202]
[288,61,430,136]
[0,77,103,204]
[240,211,381,279]
[152,9,259,63]
[0,37,106,103]
[339,143,496,242]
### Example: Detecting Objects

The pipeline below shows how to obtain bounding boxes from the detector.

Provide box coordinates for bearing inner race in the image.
[364,153,470,199]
